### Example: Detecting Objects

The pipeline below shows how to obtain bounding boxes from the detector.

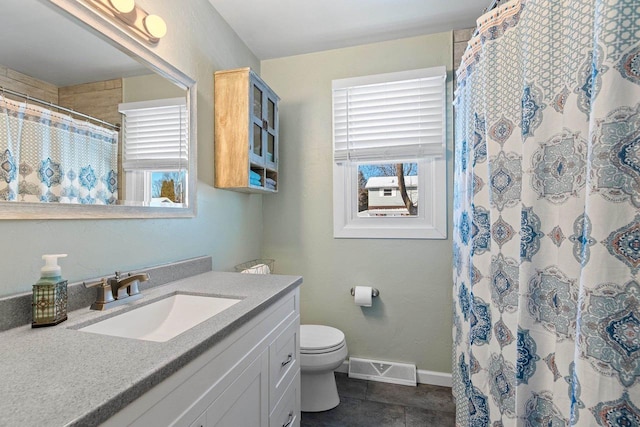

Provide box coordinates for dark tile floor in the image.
[301,373,456,427]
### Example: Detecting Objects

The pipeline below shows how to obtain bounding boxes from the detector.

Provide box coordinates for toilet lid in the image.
[300,325,345,353]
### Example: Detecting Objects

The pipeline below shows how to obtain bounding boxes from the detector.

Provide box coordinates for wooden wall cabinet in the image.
[215,68,279,193]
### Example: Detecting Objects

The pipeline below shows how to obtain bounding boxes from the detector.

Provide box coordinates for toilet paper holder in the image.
[350,287,380,297]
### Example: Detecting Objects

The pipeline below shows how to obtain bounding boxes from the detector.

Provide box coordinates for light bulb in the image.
[109,0,135,14]
[144,14,167,39]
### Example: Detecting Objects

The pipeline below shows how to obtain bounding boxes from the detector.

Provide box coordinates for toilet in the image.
[300,324,348,412]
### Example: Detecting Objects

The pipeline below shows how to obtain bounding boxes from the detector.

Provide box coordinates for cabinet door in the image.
[189,412,206,427]
[265,93,278,170]
[205,349,269,427]
[249,76,278,169]
[250,79,266,164]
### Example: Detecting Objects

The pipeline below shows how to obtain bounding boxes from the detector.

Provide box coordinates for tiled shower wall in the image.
[0,63,121,126]
[0,64,59,103]
[453,28,474,81]
[58,79,123,127]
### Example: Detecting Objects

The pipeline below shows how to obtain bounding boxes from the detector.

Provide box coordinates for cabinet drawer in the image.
[270,372,300,427]
[189,412,206,427]
[270,316,299,410]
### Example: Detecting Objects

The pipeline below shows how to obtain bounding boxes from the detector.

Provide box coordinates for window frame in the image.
[331,66,448,240]
[333,157,447,239]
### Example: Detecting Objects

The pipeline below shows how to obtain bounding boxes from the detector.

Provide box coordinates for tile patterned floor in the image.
[301,373,455,427]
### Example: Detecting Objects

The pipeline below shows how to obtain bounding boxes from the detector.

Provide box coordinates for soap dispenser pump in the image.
[32,254,68,328]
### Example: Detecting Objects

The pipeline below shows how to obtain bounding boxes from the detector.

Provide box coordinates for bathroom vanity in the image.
[0,270,302,426]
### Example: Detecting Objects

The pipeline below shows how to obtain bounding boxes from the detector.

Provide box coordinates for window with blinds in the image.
[332,66,448,239]
[332,66,446,163]
[119,97,188,170]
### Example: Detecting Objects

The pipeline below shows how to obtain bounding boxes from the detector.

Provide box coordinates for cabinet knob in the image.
[281,353,293,367]
[282,411,294,427]
[263,119,268,129]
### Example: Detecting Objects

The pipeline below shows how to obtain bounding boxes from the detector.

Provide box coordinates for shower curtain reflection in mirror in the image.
[0,95,118,204]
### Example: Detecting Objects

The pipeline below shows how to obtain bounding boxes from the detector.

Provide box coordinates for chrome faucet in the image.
[84,271,150,310]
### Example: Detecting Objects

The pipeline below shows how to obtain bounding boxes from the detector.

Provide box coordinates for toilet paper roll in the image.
[354,286,373,307]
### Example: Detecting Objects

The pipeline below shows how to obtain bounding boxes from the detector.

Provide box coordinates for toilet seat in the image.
[300,325,345,354]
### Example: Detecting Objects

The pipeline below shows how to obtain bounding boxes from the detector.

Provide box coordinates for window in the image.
[332,67,447,239]
[119,98,188,207]
[364,163,416,215]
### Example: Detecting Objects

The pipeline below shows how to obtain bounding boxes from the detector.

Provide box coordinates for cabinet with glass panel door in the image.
[214,68,279,193]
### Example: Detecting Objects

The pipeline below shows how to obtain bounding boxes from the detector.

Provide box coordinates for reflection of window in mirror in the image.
[119,98,188,207]
[0,0,196,218]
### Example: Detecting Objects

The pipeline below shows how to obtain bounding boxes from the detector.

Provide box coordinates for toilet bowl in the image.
[300,324,348,412]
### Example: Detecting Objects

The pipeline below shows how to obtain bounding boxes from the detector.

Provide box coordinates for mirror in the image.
[0,0,196,219]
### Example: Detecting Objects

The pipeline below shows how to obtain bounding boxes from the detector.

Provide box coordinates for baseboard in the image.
[336,360,349,374]
[417,369,452,387]
[336,361,452,387]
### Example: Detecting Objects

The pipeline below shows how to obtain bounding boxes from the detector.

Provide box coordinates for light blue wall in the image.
[0,0,264,296]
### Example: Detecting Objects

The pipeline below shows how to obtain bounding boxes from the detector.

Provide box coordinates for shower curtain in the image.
[453,0,640,425]
[0,95,118,204]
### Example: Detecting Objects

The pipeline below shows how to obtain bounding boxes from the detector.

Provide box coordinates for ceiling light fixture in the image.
[87,0,167,43]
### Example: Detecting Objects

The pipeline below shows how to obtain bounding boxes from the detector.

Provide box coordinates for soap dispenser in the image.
[32,254,68,328]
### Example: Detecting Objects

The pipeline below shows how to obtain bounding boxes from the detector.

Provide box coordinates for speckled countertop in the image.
[0,271,302,427]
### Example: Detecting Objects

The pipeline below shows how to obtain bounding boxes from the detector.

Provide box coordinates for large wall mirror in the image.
[0,0,196,219]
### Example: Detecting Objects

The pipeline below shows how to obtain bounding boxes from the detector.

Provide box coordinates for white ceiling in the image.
[0,0,147,87]
[0,0,483,89]
[207,0,482,59]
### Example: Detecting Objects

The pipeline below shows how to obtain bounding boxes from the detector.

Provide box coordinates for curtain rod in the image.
[471,0,501,38]
[0,86,120,131]
[483,0,499,14]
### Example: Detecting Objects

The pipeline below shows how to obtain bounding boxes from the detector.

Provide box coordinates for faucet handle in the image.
[83,278,108,289]
[83,278,115,307]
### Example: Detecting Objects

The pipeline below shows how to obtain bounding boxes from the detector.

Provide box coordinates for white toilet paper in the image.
[354,286,373,307]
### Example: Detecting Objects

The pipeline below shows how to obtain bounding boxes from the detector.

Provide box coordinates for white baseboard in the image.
[417,369,452,387]
[336,360,349,374]
[336,360,452,387]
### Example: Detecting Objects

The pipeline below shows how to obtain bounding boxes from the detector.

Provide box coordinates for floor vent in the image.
[348,357,417,386]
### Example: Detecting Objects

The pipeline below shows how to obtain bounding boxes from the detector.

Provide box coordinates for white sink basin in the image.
[78,294,242,342]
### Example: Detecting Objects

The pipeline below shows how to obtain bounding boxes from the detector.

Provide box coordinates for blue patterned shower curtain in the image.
[452,0,640,425]
[0,95,118,204]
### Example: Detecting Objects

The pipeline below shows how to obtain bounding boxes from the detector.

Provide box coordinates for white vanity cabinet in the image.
[102,288,300,427]
[194,349,269,427]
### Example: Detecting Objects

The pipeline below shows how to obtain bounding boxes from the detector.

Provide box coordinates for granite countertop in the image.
[0,271,302,426]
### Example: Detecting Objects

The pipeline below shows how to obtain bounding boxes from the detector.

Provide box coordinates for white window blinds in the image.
[119,97,188,170]
[332,66,446,163]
